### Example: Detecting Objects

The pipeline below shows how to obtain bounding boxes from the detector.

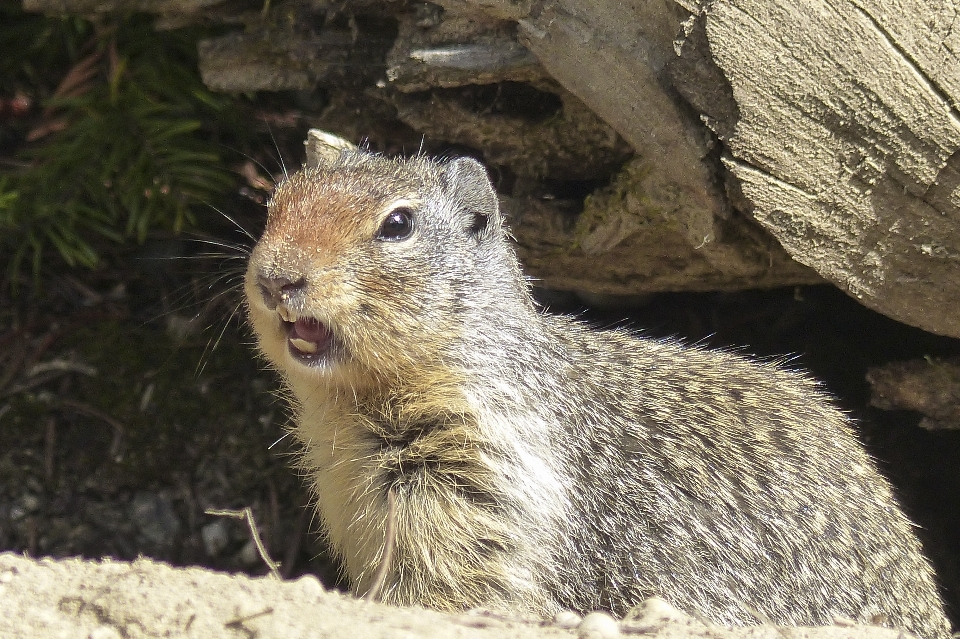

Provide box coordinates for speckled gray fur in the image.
[245,142,952,639]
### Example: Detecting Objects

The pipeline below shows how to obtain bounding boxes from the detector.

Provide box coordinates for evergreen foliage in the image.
[0,5,239,288]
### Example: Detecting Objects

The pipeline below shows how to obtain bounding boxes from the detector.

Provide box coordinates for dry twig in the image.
[205,507,281,579]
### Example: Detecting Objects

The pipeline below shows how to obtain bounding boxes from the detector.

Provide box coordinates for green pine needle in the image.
[0,9,242,290]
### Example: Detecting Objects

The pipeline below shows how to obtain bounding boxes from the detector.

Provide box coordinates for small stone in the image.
[238,539,260,566]
[553,609,583,628]
[577,611,621,639]
[201,519,230,557]
[20,493,40,512]
[623,597,689,625]
[130,492,181,546]
[295,574,325,598]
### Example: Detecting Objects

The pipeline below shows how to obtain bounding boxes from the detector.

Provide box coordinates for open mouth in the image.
[277,308,334,365]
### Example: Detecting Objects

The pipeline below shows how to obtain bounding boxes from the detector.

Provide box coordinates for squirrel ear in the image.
[442,157,501,232]
[305,129,356,169]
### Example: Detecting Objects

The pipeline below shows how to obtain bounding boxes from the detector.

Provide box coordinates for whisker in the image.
[184,236,252,255]
[269,432,292,449]
[206,204,258,242]
[199,299,246,374]
[204,286,244,308]
[211,141,280,189]
[267,123,288,181]
[138,254,247,263]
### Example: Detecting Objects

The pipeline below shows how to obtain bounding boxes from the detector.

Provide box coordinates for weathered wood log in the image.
[392,85,634,181]
[867,357,960,431]
[23,0,960,334]
[193,1,822,296]
[504,169,820,296]
[672,0,960,338]
[198,19,396,93]
[515,0,724,231]
[386,9,547,92]
[505,0,823,294]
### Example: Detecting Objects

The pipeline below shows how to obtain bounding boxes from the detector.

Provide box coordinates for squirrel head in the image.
[244,130,529,389]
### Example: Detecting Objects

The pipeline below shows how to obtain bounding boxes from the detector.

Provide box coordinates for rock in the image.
[200,519,230,557]
[553,610,583,629]
[130,491,180,546]
[576,611,620,639]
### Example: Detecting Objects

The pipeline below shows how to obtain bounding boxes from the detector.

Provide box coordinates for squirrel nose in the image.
[257,274,306,310]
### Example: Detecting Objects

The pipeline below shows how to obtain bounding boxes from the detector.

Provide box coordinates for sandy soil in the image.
[0,553,914,639]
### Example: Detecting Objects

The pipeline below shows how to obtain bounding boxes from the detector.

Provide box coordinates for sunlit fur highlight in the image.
[244,147,951,638]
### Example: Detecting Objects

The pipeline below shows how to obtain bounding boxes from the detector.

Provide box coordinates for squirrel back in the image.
[244,131,952,638]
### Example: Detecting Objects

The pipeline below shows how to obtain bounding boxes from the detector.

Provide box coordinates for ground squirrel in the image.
[244,130,952,638]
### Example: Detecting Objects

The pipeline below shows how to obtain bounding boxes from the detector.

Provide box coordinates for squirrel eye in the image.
[375,207,415,241]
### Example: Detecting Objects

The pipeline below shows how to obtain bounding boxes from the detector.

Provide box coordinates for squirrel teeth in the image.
[289,337,319,354]
[277,305,298,323]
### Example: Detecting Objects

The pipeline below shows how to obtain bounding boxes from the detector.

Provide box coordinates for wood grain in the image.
[689,0,960,336]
